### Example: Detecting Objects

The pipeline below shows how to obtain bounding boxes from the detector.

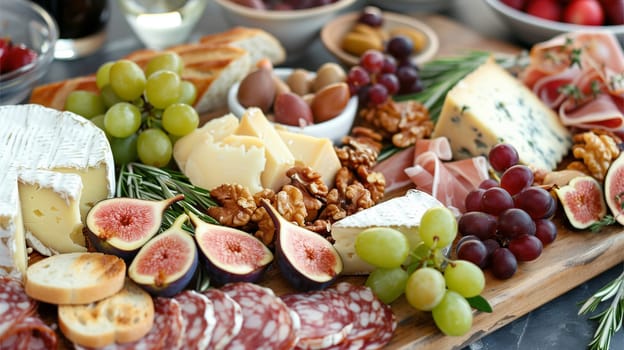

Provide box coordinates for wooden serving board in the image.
[264,15,624,350]
[46,14,624,350]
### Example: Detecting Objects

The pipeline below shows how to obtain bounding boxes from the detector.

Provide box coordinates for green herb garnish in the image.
[578,266,624,350]
[116,162,218,232]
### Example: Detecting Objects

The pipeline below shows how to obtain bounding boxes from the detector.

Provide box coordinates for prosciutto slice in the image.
[520,31,624,135]
[376,137,489,213]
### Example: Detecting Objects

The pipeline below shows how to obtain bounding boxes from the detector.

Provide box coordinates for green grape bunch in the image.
[64,52,200,168]
[354,206,491,337]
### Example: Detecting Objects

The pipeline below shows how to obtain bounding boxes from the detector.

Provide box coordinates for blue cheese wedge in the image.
[331,189,443,275]
[0,105,115,278]
[431,57,572,171]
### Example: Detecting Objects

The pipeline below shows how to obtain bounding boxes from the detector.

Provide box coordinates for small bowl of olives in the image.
[213,0,357,60]
[320,6,439,67]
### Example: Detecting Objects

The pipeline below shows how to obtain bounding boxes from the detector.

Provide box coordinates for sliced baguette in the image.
[58,279,154,348]
[199,26,287,65]
[126,43,252,114]
[29,75,98,113]
[24,252,126,305]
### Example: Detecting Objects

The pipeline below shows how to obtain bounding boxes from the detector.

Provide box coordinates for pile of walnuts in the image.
[207,126,387,246]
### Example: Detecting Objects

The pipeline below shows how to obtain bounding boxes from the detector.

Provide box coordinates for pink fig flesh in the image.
[555,176,607,229]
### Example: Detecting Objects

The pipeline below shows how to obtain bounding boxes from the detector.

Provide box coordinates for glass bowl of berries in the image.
[321,6,439,67]
[0,1,58,105]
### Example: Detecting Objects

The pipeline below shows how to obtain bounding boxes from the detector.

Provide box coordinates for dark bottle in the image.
[34,0,109,39]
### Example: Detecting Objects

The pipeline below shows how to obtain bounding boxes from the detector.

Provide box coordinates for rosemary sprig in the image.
[579,265,624,350]
[116,162,219,233]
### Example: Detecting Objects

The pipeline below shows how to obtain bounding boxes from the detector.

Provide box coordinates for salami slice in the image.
[0,316,57,350]
[325,282,397,350]
[174,290,216,350]
[202,288,243,350]
[281,290,355,349]
[0,276,37,338]
[220,282,300,350]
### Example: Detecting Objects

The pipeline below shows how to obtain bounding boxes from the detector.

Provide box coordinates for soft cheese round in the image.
[0,104,115,277]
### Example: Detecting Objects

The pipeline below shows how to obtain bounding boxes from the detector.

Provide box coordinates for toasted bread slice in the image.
[24,252,126,305]
[199,26,286,65]
[29,75,98,112]
[58,279,154,348]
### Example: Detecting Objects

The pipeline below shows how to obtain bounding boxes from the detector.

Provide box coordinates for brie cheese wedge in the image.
[331,189,444,275]
[0,104,115,278]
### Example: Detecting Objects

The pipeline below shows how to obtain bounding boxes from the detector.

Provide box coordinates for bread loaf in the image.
[28,27,287,114]
[24,252,126,305]
[58,279,154,348]
[29,76,98,114]
[199,26,287,66]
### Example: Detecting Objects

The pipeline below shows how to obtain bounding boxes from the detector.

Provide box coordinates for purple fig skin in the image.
[605,154,624,225]
[260,199,343,291]
[128,215,199,297]
[85,230,137,263]
[137,249,198,298]
[189,213,273,287]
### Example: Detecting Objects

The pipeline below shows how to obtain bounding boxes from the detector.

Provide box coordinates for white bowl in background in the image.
[368,0,454,13]
[213,0,357,59]
[228,68,358,144]
[483,0,624,45]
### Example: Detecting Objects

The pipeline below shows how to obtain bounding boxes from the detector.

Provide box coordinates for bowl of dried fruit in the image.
[228,66,358,143]
[321,6,439,67]
[0,1,58,104]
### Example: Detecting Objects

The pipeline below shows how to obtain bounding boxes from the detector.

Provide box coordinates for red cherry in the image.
[2,45,37,74]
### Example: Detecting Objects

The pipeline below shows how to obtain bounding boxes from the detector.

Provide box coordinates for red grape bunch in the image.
[345,9,424,107]
[456,143,558,279]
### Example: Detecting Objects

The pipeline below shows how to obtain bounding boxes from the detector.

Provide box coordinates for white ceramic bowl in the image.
[0,1,58,105]
[321,10,439,67]
[228,68,358,144]
[213,0,357,59]
[483,0,624,45]
[368,0,453,13]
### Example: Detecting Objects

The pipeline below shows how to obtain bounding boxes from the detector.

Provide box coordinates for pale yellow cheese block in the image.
[235,108,295,191]
[184,134,266,194]
[19,169,86,254]
[173,114,240,172]
[277,129,341,188]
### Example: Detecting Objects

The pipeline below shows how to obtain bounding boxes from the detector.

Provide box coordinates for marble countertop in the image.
[39,1,624,349]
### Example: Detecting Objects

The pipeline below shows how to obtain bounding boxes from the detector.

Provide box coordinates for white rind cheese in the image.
[0,104,115,278]
[331,189,443,275]
[431,58,572,171]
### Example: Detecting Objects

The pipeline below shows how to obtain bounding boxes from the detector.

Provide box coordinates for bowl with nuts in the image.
[321,6,439,67]
[228,65,358,143]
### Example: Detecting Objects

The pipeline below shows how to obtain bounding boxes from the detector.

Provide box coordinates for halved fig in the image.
[260,199,343,291]
[604,153,624,224]
[128,214,198,297]
[189,212,273,286]
[554,175,607,229]
[85,195,184,261]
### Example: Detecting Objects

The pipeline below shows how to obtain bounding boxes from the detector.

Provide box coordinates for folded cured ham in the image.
[374,138,489,213]
[520,31,624,136]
